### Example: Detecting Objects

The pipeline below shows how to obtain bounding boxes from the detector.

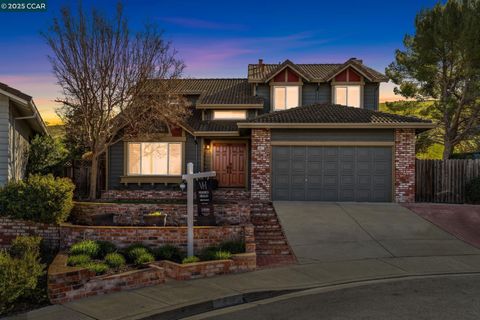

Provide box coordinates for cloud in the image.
[161,17,245,31]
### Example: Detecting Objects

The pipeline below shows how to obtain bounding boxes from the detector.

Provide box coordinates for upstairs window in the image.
[273,86,300,110]
[333,85,361,108]
[213,110,247,120]
[127,142,182,176]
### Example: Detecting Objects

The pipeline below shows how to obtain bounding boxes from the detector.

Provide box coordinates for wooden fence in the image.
[416,159,480,203]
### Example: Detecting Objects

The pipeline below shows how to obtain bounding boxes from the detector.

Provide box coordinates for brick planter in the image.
[0,217,60,249]
[101,189,251,201]
[47,254,165,304]
[71,200,251,226]
[161,252,256,280]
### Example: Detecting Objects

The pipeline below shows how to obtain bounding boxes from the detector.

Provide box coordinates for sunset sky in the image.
[0,0,439,124]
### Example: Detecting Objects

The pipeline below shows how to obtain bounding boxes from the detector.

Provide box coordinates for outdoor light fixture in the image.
[179,182,186,192]
[205,144,210,150]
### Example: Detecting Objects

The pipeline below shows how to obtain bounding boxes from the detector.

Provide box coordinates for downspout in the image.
[194,137,198,173]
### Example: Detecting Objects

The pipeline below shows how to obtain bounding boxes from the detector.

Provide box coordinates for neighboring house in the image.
[105,58,434,203]
[0,82,48,185]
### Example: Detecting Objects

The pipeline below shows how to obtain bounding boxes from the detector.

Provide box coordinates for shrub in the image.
[134,252,155,266]
[198,246,218,261]
[218,240,245,254]
[214,251,232,260]
[96,241,117,259]
[124,243,151,262]
[9,236,42,259]
[0,174,74,224]
[67,254,91,267]
[466,177,480,204]
[83,262,109,275]
[26,134,69,176]
[153,245,183,263]
[105,253,126,269]
[0,236,44,314]
[70,240,100,258]
[182,256,200,264]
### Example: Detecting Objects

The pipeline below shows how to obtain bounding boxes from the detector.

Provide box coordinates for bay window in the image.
[127,142,182,175]
[333,85,361,108]
[273,86,300,110]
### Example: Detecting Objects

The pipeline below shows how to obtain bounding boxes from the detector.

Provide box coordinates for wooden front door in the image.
[212,143,246,187]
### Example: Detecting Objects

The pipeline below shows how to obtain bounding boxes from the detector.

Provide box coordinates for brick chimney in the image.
[258,59,264,72]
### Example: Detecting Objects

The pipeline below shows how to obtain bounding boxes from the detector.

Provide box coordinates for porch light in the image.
[205,144,210,150]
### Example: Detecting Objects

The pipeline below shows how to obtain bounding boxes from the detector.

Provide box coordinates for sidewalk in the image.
[9,254,480,320]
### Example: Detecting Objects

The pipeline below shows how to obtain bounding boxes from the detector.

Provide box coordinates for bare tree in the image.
[44,2,190,199]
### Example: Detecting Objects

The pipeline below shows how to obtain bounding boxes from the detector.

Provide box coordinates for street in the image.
[190,275,480,320]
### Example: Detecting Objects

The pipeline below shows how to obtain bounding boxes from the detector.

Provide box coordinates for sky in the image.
[0,0,440,124]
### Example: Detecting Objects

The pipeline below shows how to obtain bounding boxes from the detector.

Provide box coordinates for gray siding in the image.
[271,129,394,142]
[108,140,124,189]
[0,95,9,186]
[364,83,380,110]
[255,84,271,114]
[9,103,33,181]
[185,134,200,172]
[302,83,331,105]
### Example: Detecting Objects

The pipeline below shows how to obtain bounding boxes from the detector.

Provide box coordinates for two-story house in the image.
[105,58,434,203]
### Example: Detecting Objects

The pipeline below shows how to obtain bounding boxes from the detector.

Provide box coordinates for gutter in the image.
[236,122,437,130]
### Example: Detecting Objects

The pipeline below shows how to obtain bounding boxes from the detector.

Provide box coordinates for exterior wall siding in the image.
[0,95,9,186]
[394,128,416,203]
[302,83,331,105]
[271,129,394,142]
[255,84,271,114]
[108,140,124,189]
[9,103,33,181]
[363,82,379,110]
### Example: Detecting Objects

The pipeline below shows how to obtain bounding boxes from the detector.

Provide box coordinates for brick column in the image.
[394,128,416,203]
[251,129,271,201]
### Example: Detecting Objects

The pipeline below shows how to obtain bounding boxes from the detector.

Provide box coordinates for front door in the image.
[212,143,246,187]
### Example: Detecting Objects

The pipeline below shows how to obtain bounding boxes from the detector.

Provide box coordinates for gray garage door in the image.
[272,146,392,202]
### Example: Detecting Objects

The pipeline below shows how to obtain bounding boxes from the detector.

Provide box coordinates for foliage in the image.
[67,254,91,267]
[96,241,117,259]
[218,241,245,254]
[214,251,232,260]
[198,246,219,261]
[134,252,155,266]
[153,245,184,263]
[385,0,480,159]
[105,253,126,269]
[83,262,109,275]
[125,244,151,263]
[26,135,69,176]
[0,236,45,315]
[466,177,480,204]
[69,240,100,258]
[0,174,74,224]
[44,2,188,199]
[181,256,200,264]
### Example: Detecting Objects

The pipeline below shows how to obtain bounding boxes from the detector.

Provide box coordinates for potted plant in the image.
[143,211,167,226]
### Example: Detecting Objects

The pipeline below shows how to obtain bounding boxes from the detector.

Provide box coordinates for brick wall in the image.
[0,218,60,249]
[72,201,251,226]
[395,128,416,203]
[48,254,165,304]
[251,129,271,201]
[101,189,251,201]
[59,224,255,252]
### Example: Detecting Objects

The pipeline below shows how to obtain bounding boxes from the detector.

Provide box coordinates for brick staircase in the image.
[250,202,296,268]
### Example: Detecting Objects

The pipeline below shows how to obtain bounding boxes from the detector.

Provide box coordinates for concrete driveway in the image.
[274,202,480,264]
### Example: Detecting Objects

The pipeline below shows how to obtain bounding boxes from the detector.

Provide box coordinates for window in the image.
[127,142,182,175]
[213,110,247,120]
[273,86,300,110]
[333,85,361,108]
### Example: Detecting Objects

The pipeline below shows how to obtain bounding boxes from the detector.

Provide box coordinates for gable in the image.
[272,68,301,83]
[334,67,362,82]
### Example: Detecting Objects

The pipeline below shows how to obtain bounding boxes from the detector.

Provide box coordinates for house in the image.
[0,82,48,185]
[105,58,434,203]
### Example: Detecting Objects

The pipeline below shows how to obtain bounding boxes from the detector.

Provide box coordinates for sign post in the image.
[182,163,216,257]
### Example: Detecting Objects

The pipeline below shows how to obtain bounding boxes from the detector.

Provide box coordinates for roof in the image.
[155,78,263,107]
[0,82,48,135]
[238,104,435,130]
[0,82,32,102]
[248,59,389,83]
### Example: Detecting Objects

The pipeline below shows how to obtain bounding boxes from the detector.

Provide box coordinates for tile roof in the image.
[245,104,433,125]
[248,59,389,83]
[157,78,263,106]
[0,82,32,101]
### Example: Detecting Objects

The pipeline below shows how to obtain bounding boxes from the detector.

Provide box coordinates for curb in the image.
[139,271,480,320]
